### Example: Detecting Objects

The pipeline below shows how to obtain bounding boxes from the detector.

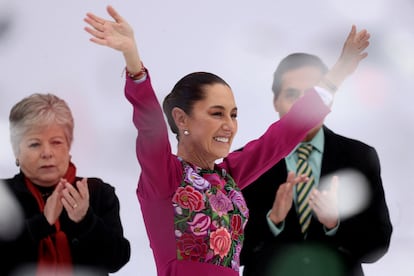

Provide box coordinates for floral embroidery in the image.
[185,166,210,191]
[173,186,205,212]
[204,173,226,190]
[173,160,249,272]
[228,189,249,219]
[208,189,234,217]
[188,213,211,237]
[177,233,209,261]
[210,227,232,259]
[230,214,243,240]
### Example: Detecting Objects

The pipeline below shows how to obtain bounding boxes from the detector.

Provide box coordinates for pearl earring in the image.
[183,130,190,136]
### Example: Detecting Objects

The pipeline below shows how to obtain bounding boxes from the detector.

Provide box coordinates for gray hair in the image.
[9,93,74,156]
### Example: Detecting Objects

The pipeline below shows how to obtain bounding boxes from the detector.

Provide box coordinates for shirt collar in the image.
[287,128,324,157]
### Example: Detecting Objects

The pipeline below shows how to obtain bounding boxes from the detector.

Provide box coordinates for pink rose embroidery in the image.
[228,189,249,218]
[210,227,232,259]
[173,186,205,212]
[209,189,234,217]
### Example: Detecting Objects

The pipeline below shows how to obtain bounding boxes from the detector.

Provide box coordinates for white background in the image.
[0,1,413,275]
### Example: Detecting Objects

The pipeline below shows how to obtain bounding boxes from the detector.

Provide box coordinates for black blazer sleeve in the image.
[62,177,131,273]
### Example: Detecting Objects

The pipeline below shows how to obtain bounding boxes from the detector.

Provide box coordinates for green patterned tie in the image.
[296,144,314,236]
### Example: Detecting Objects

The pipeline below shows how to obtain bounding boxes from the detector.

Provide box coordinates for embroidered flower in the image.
[231,214,243,240]
[188,213,211,237]
[174,160,249,272]
[173,186,205,212]
[185,166,211,190]
[177,233,208,261]
[209,189,234,217]
[210,227,232,259]
[228,189,249,218]
[204,173,226,190]
[231,243,242,271]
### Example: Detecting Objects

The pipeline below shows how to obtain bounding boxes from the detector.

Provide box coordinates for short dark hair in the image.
[271,53,328,99]
[162,72,230,140]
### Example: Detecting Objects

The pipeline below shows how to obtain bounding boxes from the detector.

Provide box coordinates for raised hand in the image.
[321,25,370,93]
[334,25,370,77]
[269,171,309,225]
[84,5,142,74]
[84,5,134,52]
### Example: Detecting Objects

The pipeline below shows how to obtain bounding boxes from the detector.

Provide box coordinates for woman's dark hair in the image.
[271,53,328,99]
[162,72,230,140]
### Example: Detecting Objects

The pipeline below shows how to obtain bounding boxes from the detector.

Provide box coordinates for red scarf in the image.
[24,162,76,276]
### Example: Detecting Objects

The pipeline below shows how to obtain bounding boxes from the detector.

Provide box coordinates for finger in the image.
[309,192,326,210]
[61,196,75,211]
[355,29,367,42]
[291,174,308,185]
[346,25,356,41]
[84,17,105,32]
[107,5,124,23]
[298,174,309,183]
[315,190,334,210]
[359,40,370,50]
[363,32,371,41]
[84,25,103,38]
[85,12,106,25]
[286,171,296,183]
[283,182,294,197]
[76,178,89,199]
[84,27,107,45]
[53,182,65,196]
[63,183,81,205]
[309,195,321,212]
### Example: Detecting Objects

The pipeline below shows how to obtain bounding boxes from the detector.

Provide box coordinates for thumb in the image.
[107,5,124,23]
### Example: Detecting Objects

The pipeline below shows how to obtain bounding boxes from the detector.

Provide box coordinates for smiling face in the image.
[274,65,324,141]
[17,123,71,187]
[178,83,238,168]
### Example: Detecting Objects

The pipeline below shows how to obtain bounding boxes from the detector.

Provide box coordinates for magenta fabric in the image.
[124,73,330,276]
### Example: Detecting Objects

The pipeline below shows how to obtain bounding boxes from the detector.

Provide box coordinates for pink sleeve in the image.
[219,89,330,189]
[124,74,181,199]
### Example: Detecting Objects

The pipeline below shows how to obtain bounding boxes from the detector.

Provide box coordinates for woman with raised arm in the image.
[84,6,369,276]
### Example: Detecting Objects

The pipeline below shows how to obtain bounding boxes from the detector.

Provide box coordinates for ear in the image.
[273,96,281,114]
[171,107,188,130]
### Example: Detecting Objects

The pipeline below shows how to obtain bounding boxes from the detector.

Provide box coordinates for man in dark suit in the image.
[240,53,393,276]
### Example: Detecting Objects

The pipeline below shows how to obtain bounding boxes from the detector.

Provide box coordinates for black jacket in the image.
[240,126,392,276]
[0,172,131,276]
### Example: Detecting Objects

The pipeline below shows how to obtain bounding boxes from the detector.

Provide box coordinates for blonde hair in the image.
[9,93,74,156]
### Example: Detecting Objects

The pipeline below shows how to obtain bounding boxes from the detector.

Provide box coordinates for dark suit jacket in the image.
[0,172,131,276]
[240,126,392,276]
